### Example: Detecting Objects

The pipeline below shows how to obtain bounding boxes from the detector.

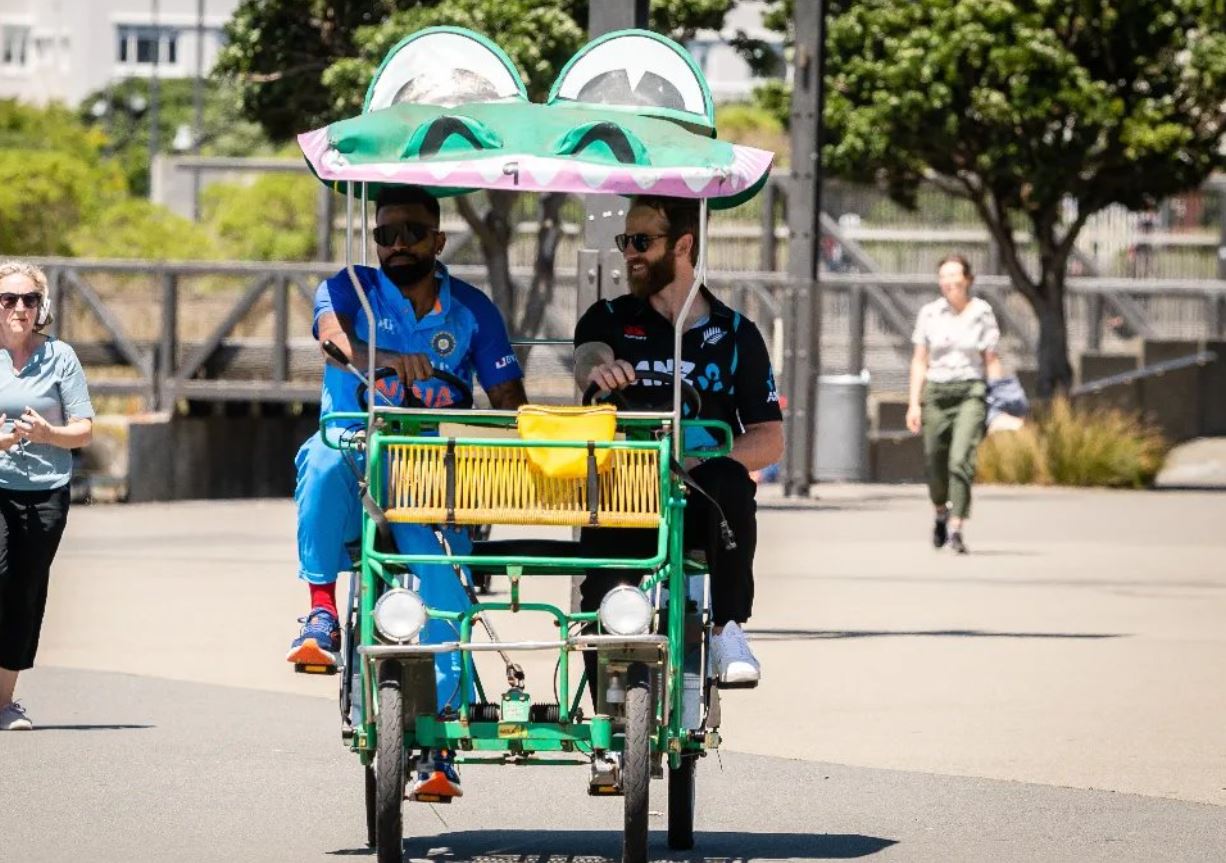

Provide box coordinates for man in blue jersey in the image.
[288,185,525,799]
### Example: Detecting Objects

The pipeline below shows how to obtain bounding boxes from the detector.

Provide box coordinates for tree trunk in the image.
[517,192,567,340]
[1032,222,1076,398]
[456,190,517,319]
[1034,288,1074,398]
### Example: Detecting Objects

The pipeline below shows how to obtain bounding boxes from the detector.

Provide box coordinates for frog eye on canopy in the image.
[364,26,527,113]
[548,30,715,136]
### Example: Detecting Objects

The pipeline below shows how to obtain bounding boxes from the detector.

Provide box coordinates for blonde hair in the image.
[0,259,52,330]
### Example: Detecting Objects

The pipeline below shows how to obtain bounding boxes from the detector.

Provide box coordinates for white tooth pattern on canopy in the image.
[299,130,773,201]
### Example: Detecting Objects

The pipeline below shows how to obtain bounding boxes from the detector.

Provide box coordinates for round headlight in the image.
[373,589,427,642]
[598,586,654,636]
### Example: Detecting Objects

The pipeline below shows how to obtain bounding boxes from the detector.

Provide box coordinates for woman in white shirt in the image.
[906,255,1003,553]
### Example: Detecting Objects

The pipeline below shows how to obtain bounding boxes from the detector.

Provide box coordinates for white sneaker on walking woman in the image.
[0,701,33,731]
[709,621,760,686]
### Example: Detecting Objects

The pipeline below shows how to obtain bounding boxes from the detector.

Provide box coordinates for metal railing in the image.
[28,256,1226,409]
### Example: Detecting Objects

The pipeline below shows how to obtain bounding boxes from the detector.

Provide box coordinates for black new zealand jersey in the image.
[574,286,782,447]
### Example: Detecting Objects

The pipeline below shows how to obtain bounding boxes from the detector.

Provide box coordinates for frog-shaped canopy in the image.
[297,27,773,209]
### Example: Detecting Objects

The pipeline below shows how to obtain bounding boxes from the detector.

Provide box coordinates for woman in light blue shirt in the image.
[0,260,94,731]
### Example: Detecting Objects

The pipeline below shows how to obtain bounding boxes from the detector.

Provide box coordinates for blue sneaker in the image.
[287,607,341,673]
[408,750,463,802]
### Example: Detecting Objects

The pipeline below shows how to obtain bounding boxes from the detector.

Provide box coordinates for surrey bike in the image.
[294,25,775,863]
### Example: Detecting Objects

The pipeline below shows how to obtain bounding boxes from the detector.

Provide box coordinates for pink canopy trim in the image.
[297,127,773,199]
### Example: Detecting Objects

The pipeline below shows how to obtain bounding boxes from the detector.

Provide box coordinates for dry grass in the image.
[979,398,1168,488]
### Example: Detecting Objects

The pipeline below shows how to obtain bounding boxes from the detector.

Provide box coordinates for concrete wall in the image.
[127,412,317,502]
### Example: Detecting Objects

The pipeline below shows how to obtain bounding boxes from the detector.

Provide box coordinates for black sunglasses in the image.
[615,233,668,253]
[0,292,41,310]
[372,222,437,248]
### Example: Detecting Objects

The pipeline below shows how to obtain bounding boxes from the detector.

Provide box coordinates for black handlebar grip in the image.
[321,339,352,368]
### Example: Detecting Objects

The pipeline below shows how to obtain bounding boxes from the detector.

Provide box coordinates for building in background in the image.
[0,0,237,107]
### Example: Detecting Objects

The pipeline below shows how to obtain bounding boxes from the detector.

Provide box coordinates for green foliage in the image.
[0,100,110,165]
[201,174,319,261]
[824,1,1226,215]
[0,151,124,256]
[0,102,128,256]
[749,79,791,131]
[69,199,222,261]
[714,101,788,160]
[979,399,1168,488]
[215,1,419,141]
[78,79,273,197]
[648,0,734,42]
[217,0,737,139]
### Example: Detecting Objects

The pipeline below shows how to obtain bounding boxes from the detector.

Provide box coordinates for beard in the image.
[381,253,435,287]
[627,253,675,299]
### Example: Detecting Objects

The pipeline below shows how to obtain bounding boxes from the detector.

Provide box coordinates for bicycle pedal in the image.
[295,663,338,675]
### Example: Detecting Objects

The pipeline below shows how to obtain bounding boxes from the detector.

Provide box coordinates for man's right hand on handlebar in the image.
[586,359,638,393]
[389,352,435,383]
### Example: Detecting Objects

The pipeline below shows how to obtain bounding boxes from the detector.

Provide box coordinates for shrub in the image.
[978,398,1167,488]
[69,199,222,260]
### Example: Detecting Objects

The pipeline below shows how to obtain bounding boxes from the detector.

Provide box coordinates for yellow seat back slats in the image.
[385,442,660,528]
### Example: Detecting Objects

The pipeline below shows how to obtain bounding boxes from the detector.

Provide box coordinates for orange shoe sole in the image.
[286,639,339,672]
[408,771,463,802]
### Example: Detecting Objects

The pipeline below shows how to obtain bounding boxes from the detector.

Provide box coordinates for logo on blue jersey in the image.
[432,330,457,357]
[701,325,726,347]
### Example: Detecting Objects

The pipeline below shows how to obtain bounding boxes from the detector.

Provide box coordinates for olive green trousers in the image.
[921,379,987,519]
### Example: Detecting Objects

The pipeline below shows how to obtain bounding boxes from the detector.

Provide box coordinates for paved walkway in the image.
[3,484,1224,861]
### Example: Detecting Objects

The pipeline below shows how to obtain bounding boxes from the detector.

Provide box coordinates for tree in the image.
[69,199,222,261]
[202,173,320,261]
[215,0,737,336]
[214,1,422,142]
[821,0,1226,395]
[0,100,127,256]
[78,78,273,197]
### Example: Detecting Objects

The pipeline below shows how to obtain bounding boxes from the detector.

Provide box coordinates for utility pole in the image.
[149,0,161,198]
[192,0,205,219]
[780,0,826,497]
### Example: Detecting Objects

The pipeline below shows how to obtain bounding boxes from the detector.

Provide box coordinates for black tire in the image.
[364,764,377,848]
[375,660,405,863]
[622,662,652,863]
[667,755,696,850]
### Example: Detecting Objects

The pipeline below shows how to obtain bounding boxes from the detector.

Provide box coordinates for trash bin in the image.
[814,371,870,482]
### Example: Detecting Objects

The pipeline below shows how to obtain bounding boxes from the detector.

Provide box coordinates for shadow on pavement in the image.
[331,830,897,860]
[33,724,155,731]
[747,628,1124,641]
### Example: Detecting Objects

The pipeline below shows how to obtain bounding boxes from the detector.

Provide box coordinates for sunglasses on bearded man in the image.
[614,233,670,254]
[372,222,438,248]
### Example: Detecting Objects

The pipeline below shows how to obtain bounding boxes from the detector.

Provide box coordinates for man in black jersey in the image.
[573,195,784,686]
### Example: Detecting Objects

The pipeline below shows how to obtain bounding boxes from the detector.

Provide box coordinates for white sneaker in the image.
[0,701,33,731]
[709,622,760,687]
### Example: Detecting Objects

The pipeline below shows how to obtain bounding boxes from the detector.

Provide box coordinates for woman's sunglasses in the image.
[372,222,437,248]
[615,233,669,253]
[0,292,41,310]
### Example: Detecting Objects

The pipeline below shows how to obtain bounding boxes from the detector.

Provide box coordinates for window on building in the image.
[116,25,178,68]
[2,25,30,68]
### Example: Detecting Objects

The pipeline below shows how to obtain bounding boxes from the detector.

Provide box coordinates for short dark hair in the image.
[375,184,441,224]
[937,253,974,279]
[630,195,701,265]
